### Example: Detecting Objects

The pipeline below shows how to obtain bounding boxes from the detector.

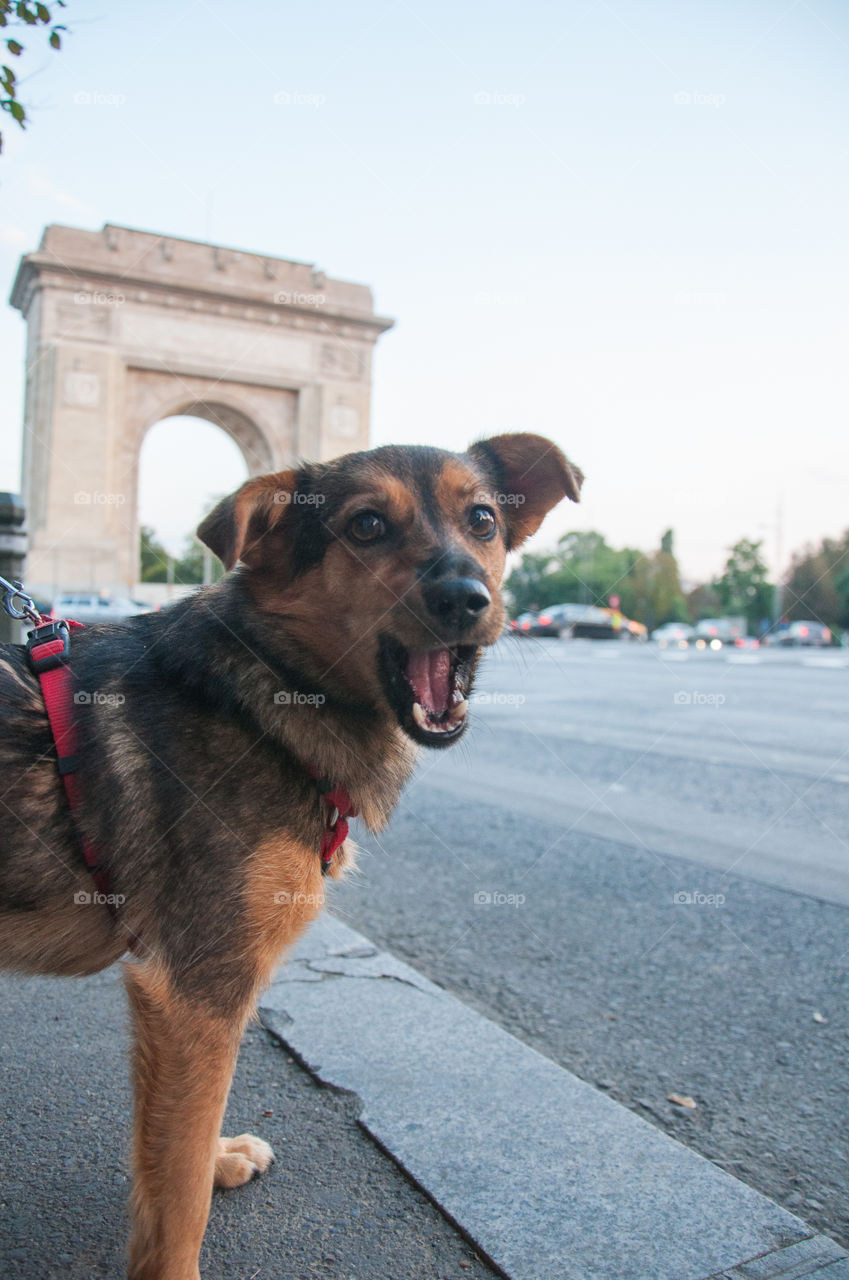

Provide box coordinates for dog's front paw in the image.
[214,1133,275,1188]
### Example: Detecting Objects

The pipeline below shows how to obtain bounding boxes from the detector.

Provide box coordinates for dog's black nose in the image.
[422,577,491,630]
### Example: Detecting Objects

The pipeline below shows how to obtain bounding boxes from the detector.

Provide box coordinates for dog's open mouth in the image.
[378,636,478,747]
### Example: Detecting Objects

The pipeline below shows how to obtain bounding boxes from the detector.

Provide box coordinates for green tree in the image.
[139,527,224,586]
[140,525,169,583]
[174,535,224,585]
[784,532,848,629]
[1,1,66,153]
[833,537,849,631]
[505,529,687,627]
[652,546,688,627]
[548,532,635,609]
[504,550,559,613]
[618,552,653,624]
[714,538,773,631]
[686,581,721,622]
[617,542,687,630]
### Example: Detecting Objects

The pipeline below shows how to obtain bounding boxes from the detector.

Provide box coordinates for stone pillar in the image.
[0,493,29,644]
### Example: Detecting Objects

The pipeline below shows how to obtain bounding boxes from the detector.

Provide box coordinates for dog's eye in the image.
[347,510,387,544]
[468,505,497,540]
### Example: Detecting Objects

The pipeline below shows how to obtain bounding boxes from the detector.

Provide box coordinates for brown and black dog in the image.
[0,432,581,1279]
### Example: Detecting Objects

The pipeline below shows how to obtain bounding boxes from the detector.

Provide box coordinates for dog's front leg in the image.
[124,960,247,1280]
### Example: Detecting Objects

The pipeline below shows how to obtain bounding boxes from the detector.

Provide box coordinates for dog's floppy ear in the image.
[197,471,299,570]
[468,432,583,548]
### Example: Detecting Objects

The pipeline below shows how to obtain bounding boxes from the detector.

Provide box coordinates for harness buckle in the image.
[26,620,71,674]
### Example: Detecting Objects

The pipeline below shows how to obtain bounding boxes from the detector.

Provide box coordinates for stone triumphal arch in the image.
[10,223,393,597]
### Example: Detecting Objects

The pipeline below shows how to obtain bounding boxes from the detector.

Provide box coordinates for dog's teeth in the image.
[413,699,467,735]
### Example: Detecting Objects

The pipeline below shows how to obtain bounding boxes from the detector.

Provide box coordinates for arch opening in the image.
[136,414,250,598]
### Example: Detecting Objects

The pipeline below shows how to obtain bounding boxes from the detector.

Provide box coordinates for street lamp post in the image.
[0,493,28,644]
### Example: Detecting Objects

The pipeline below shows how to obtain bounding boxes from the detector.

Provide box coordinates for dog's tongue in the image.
[406,648,452,715]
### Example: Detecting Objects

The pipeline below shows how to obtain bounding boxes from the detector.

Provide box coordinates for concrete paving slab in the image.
[709,1236,849,1278]
[261,914,847,1280]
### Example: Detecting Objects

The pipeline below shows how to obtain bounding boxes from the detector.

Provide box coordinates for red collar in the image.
[306,767,358,874]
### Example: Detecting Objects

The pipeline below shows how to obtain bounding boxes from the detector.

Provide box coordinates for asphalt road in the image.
[334,638,849,1249]
[0,968,497,1280]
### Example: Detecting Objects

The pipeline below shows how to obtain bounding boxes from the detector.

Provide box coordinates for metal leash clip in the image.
[0,573,43,627]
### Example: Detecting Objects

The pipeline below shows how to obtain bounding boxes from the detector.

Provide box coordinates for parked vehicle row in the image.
[653,618,747,651]
[511,610,835,650]
[510,604,647,641]
[50,593,153,623]
[651,618,833,650]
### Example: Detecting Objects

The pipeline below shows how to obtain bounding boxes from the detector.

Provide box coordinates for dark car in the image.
[571,605,622,639]
[778,620,832,647]
[510,605,575,637]
[526,603,609,638]
[531,603,582,637]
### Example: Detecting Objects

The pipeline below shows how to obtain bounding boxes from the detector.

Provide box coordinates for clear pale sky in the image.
[2,0,848,578]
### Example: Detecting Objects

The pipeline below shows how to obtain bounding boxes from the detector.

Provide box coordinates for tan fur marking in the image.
[0,883,126,976]
[333,477,417,527]
[436,457,486,502]
[125,959,249,1280]
[240,832,332,998]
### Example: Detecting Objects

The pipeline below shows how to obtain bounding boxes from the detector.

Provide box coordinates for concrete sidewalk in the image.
[261,913,849,1280]
[0,966,496,1280]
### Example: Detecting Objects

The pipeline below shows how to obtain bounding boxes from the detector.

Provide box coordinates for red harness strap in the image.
[27,620,355,913]
[26,620,119,916]
[307,768,358,874]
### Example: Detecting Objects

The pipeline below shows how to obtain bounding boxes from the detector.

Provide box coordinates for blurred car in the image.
[651,622,694,650]
[625,618,648,641]
[51,592,152,623]
[510,611,540,636]
[778,620,832,647]
[512,603,646,640]
[733,636,760,651]
[692,617,746,650]
[531,606,566,638]
[566,604,646,640]
[511,603,586,637]
[531,603,595,638]
[571,605,622,639]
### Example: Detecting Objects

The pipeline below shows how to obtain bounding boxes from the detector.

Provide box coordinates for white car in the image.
[692,617,746,650]
[52,593,151,624]
[651,623,694,650]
